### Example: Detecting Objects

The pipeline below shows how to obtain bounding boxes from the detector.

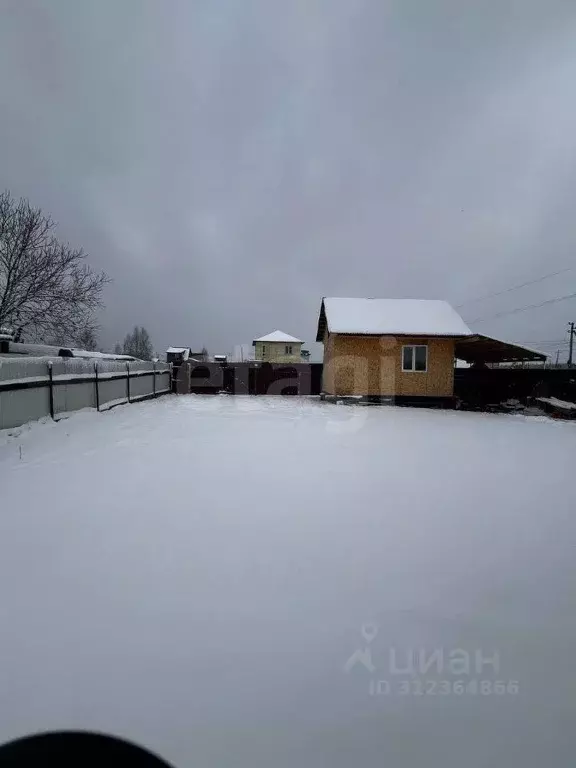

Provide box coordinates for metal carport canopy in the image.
[455,334,547,364]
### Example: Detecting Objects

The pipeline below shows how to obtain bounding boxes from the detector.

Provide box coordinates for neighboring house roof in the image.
[316,297,472,340]
[69,349,136,361]
[5,342,64,357]
[253,330,303,343]
[0,343,138,361]
[167,347,191,359]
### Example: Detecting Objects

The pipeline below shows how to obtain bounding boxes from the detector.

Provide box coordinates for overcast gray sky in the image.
[1,0,576,358]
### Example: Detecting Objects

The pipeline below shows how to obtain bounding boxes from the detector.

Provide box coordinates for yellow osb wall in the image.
[322,332,336,393]
[322,334,456,397]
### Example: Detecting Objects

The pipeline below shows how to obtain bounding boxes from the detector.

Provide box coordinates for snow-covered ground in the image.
[0,396,575,767]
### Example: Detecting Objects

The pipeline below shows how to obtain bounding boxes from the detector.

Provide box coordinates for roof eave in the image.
[327,331,473,338]
[253,335,303,344]
[315,298,328,342]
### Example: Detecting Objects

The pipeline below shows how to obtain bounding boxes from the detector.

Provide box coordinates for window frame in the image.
[402,344,428,373]
[285,345,293,355]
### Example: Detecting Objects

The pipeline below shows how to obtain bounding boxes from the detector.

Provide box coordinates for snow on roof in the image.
[253,330,303,343]
[167,347,190,359]
[2,343,137,361]
[317,298,472,339]
[5,342,66,357]
[70,349,136,361]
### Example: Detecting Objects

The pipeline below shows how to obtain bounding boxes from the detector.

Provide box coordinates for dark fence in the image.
[454,367,576,407]
[175,361,576,407]
[176,362,323,396]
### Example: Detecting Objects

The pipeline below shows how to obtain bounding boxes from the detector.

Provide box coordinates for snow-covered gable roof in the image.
[167,347,190,359]
[253,330,303,344]
[316,297,472,340]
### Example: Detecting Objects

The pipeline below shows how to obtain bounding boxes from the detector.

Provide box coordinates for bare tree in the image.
[114,342,122,355]
[123,326,153,360]
[0,191,109,341]
[75,326,99,351]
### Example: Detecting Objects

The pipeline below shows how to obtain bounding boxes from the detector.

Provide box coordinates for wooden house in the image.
[316,297,472,406]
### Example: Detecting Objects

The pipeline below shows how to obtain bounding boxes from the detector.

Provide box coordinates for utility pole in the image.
[569,322,576,367]
[555,349,560,367]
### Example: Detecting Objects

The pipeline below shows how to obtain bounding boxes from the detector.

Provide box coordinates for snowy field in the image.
[0,395,575,767]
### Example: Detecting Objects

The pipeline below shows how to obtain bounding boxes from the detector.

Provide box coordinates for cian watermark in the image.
[368,678,519,697]
[344,623,519,697]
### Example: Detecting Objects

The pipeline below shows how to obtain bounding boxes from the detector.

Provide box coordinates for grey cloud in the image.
[1,0,576,356]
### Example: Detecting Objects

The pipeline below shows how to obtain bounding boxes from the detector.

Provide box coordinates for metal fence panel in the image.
[156,370,171,395]
[0,356,172,429]
[98,378,129,410]
[0,358,52,429]
[127,362,155,401]
[0,385,51,430]
[51,359,97,416]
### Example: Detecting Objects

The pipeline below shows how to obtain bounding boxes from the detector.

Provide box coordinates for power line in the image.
[468,291,576,324]
[532,345,570,351]
[526,344,569,352]
[455,267,573,308]
[518,340,570,347]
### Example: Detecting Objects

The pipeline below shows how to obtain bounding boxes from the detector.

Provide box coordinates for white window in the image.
[402,345,428,372]
[285,345,293,354]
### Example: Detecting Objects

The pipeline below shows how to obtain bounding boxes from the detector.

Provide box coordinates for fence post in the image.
[126,362,131,403]
[153,361,156,397]
[94,362,100,411]
[47,361,54,419]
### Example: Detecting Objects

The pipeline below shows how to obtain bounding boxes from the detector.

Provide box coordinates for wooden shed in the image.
[316,297,473,406]
[316,297,547,406]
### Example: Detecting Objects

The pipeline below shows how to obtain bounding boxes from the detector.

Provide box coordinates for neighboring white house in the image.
[253,330,303,363]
